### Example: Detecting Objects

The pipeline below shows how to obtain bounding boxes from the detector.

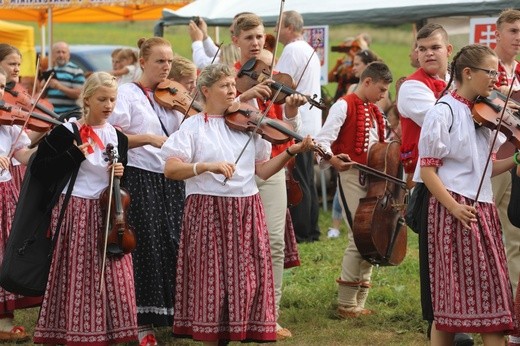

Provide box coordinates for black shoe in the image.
[453,333,474,346]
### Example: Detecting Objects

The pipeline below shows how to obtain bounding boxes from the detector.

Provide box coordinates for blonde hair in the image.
[168,55,196,81]
[219,43,240,67]
[80,72,118,117]
[497,8,520,30]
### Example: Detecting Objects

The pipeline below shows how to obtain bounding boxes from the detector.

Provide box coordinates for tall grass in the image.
[11,20,452,345]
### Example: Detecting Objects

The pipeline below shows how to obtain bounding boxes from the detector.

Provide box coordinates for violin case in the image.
[0,125,80,296]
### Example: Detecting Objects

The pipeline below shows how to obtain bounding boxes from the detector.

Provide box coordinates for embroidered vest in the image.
[331,93,385,165]
[400,68,446,173]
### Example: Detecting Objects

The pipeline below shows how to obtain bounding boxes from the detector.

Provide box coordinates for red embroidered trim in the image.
[420,157,442,167]
[451,91,474,109]
[352,94,385,155]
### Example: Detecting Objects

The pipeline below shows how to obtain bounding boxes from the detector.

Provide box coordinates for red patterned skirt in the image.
[284,210,300,268]
[428,191,515,333]
[33,195,138,346]
[173,193,277,342]
[9,164,26,193]
[0,180,41,314]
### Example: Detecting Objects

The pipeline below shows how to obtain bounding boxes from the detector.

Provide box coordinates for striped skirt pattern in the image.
[33,196,137,346]
[428,191,515,333]
[0,180,41,314]
[173,193,277,342]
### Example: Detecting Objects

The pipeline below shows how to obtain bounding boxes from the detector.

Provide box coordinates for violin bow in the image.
[221,85,284,186]
[269,0,286,78]
[32,56,40,98]
[0,73,54,175]
[99,144,117,293]
[473,75,517,205]
[181,43,222,124]
[295,38,321,89]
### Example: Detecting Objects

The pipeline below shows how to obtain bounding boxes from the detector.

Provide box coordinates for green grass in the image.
[10,20,474,345]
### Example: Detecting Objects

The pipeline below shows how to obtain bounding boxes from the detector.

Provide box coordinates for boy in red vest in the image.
[315,61,392,317]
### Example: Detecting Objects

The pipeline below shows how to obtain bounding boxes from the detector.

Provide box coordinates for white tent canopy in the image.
[156,0,519,29]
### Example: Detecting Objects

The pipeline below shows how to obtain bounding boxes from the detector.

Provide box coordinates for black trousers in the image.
[290,151,321,242]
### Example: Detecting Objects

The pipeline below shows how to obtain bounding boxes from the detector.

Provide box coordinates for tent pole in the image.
[47,7,53,68]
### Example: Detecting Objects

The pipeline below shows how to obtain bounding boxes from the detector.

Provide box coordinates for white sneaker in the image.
[327,228,340,238]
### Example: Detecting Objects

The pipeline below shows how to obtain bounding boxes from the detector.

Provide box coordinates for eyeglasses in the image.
[468,66,499,79]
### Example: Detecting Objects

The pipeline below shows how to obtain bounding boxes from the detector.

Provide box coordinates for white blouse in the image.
[0,125,30,183]
[415,94,503,203]
[62,121,119,199]
[160,112,271,198]
[109,82,184,173]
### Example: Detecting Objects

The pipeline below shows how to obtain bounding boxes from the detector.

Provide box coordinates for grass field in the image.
[11,20,482,345]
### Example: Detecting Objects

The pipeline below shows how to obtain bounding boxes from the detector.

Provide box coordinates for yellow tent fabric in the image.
[0,20,36,77]
[0,1,191,25]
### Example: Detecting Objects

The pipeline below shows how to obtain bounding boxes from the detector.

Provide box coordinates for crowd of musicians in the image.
[0,7,519,346]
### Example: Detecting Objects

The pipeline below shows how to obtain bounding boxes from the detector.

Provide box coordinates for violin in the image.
[99,144,136,256]
[352,141,408,266]
[225,102,331,158]
[0,100,62,132]
[154,80,203,116]
[236,58,326,110]
[473,90,520,149]
[285,156,303,207]
[5,82,61,121]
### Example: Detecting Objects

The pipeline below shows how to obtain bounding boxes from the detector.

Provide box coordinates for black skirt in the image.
[122,166,185,327]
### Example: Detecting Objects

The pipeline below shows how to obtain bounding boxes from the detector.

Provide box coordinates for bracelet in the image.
[285,147,296,157]
[514,152,520,165]
[193,162,199,176]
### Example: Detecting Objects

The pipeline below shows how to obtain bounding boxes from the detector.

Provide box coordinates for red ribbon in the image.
[79,124,105,154]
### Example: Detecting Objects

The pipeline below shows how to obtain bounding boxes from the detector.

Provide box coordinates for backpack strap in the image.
[435,101,454,133]
[50,123,82,247]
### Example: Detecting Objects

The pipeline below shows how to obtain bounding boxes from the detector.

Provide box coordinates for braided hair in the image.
[440,44,496,97]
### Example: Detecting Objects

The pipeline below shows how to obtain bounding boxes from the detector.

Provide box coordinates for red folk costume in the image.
[332,93,386,161]
[399,68,446,174]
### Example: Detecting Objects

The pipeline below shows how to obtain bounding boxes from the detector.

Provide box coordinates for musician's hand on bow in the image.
[288,135,314,155]
[450,203,477,230]
[206,161,236,178]
[284,94,307,118]
[0,155,10,171]
[108,162,124,178]
[330,153,355,172]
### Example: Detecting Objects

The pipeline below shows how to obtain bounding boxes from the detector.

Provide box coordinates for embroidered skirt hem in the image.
[428,191,515,333]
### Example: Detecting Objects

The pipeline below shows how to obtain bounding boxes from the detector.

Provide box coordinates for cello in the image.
[352,140,408,266]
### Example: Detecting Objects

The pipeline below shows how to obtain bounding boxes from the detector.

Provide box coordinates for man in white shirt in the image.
[275,10,323,243]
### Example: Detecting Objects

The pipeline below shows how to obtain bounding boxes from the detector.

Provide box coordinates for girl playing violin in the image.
[0,66,38,344]
[231,13,307,339]
[0,44,32,190]
[417,44,516,345]
[31,72,138,345]
[108,37,185,346]
[162,63,313,345]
